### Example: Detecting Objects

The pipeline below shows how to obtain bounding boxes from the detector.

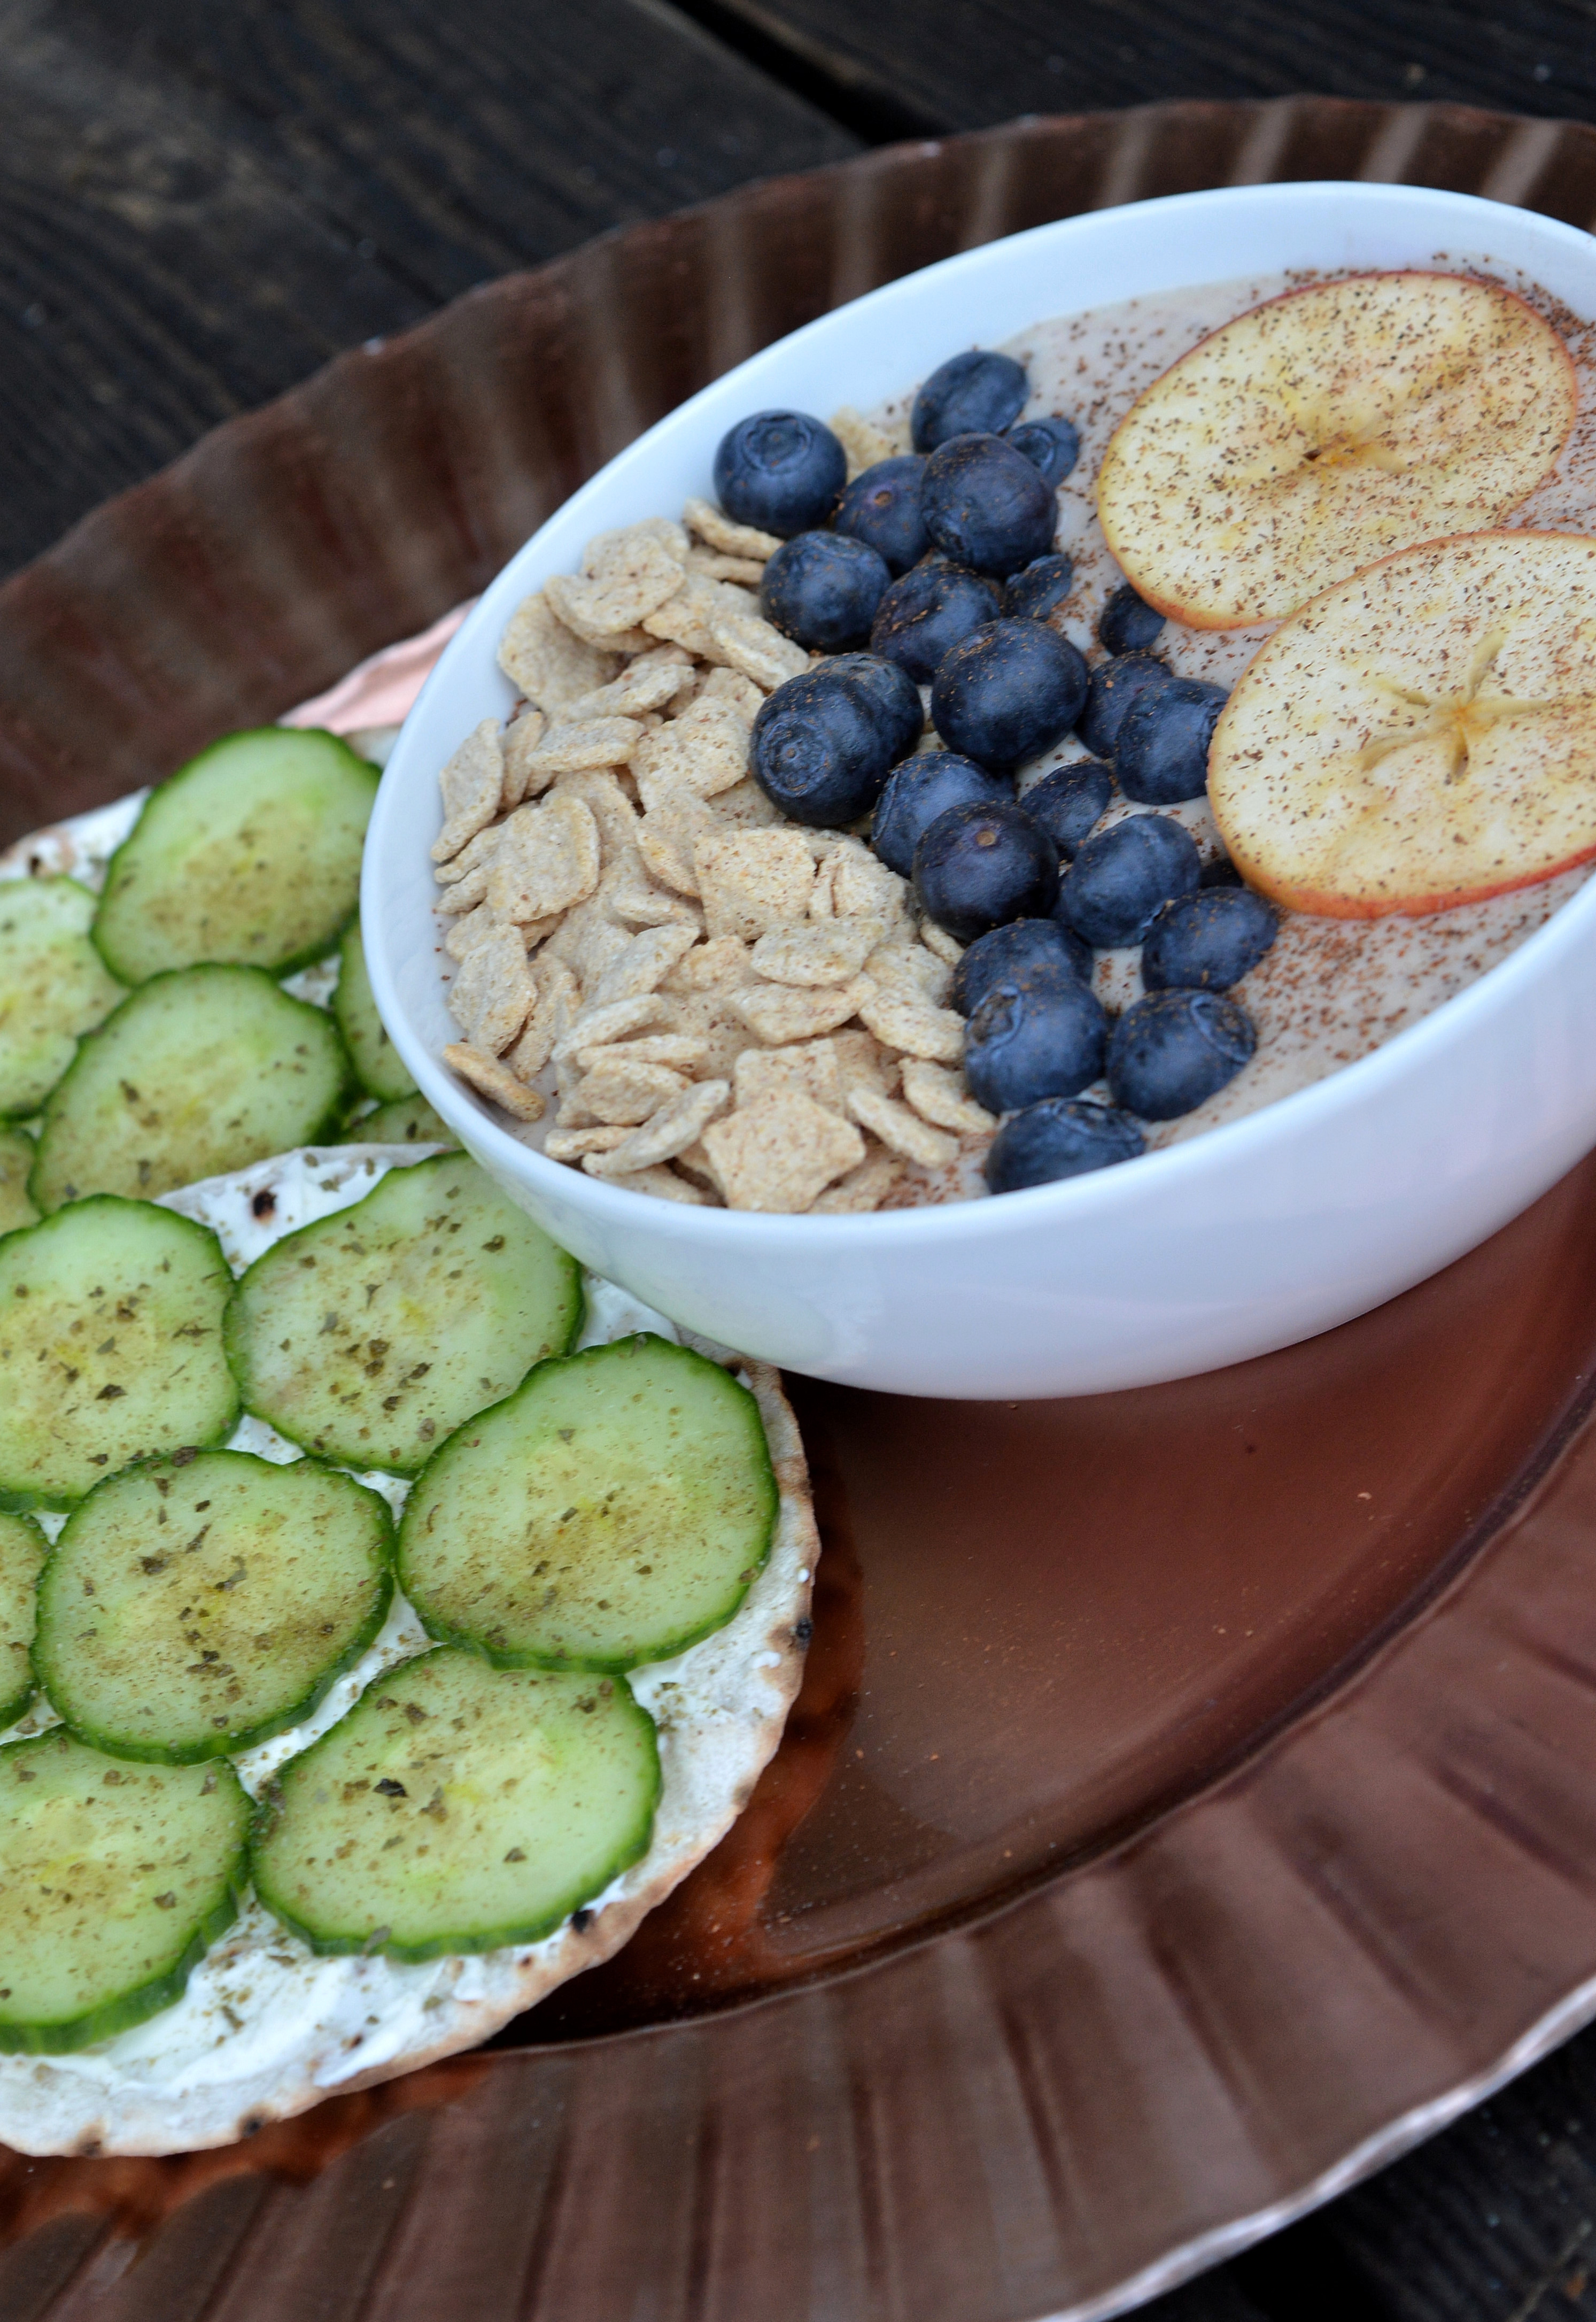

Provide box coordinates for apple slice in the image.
[1097,274,1576,631]
[1208,531,1596,917]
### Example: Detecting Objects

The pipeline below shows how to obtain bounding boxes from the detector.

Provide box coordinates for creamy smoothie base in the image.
[868,264,1596,1179]
[430,261,1596,1207]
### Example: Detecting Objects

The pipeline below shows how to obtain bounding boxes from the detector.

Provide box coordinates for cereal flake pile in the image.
[433,461,995,1214]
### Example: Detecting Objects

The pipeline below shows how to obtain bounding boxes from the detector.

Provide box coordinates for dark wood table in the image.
[7,4,1596,2315]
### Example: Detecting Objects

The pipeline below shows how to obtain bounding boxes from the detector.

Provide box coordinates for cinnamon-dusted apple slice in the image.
[1097,274,1576,630]
[1208,531,1596,917]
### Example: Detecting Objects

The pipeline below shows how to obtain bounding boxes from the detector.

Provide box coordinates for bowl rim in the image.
[363,175,1596,1240]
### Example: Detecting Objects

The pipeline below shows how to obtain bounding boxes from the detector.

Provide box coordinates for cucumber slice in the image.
[92,729,378,984]
[30,966,350,1212]
[340,1095,456,1150]
[0,1125,38,1234]
[251,1647,658,1961]
[399,1334,776,1673]
[332,922,415,1102]
[0,1510,46,1727]
[0,1197,237,1510]
[35,1451,393,1763]
[224,1152,582,1476]
[0,878,125,1117]
[0,1729,249,2053]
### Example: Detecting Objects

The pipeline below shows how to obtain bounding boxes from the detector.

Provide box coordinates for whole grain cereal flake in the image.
[856,979,964,1064]
[632,700,749,807]
[498,592,618,709]
[901,1059,994,1135]
[568,1054,688,1126]
[702,1087,865,1213]
[810,1145,908,1213]
[551,993,671,1061]
[564,647,695,720]
[749,917,882,988]
[580,1079,731,1176]
[442,1043,546,1122]
[586,922,700,1009]
[432,720,505,862]
[730,976,869,1047]
[708,611,809,693]
[501,711,551,807]
[546,536,687,644]
[846,1085,956,1169]
[683,497,781,562]
[733,1038,846,1116]
[447,922,537,1055]
[696,828,815,941]
[486,792,601,924]
[514,718,643,778]
[638,792,717,896]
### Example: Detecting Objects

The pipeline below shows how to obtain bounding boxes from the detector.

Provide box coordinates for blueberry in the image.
[750,661,913,828]
[931,619,1088,770]
[1116,677,1228,805]
[712,411,846,538]
[911,350,1028,452]
[1059,814,1201,948]
[985,1098,1145,1192]
[1003,414,1081,490]
[870,561,1002,685]
[1141,889,1278,992]
[1098,583,1166,655]
[1076,651,1174,759]
[760,531,892,651]
[1002,554,1073,622]
[1020,760,1112,859]
[964,977,1108,1114]
[871,752,1012,878]
[912,800,1058,942]
[921,435,1057,578]
[1199,854,1244,889]
[951,918,1092,1015]
[1106,990,1257,1120]
[834,456,928,575]
[826,652,924,765]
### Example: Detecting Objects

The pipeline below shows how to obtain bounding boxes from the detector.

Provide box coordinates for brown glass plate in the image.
[7,95,1596,2322]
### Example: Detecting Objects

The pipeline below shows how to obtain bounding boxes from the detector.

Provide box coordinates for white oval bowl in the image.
[363,179,1596,1399]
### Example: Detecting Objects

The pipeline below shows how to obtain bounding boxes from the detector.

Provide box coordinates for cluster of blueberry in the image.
[713,349,1280,1195]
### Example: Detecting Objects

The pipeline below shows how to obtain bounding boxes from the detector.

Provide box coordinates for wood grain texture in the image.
[0,0,855,574]
[689,0,1596,138]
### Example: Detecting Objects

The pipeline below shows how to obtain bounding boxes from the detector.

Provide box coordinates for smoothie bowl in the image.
[363,180,1596,1399]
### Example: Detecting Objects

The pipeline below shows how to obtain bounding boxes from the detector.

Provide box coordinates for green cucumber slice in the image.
[0,1125,38,1235]
[0,1729,249,2053]
[34,1451,393,1764]
[0,1197,238,1510]
[30,966,350,1212]
[251,1647,658,1961]
[92,729,378,984]
[398,1334,776,1673]
[224,1152,582,1476]
[0,878,125,1118]
[0,1510,46,1727]
[332,922,415,1102]
[340,1095,456,1150]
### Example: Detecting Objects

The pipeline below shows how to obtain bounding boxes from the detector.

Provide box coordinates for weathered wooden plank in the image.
[1313,2016,1596,2320]
[687,0,1596,141]
[0,0,856,573]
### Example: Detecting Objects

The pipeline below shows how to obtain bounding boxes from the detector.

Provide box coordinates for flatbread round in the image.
[0,1147,815,2155]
